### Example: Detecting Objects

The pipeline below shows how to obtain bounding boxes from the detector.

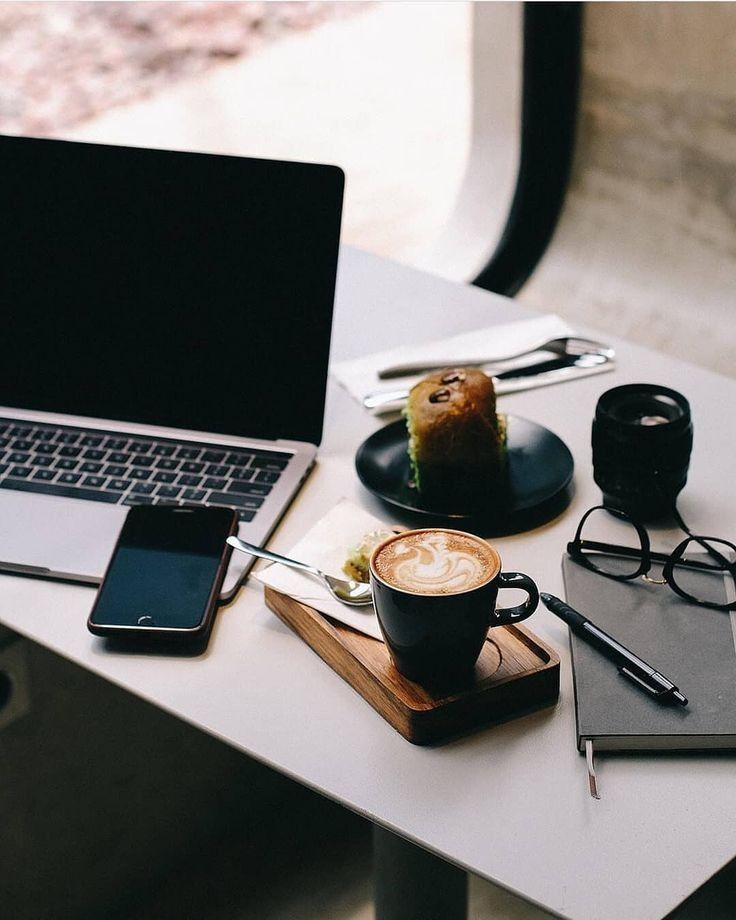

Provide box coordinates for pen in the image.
[541,593,688,706]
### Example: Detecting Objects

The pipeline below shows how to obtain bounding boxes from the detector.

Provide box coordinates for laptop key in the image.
[157,485,182,499]
[108,451,130,464]
[30,456,54,467]
[132,482,155,495]
[155,458,180,471]
[152,444,175,457]
[103,437,128,450]
[10,466,32,478]
[153,471,177,484]
[203,477,227,490]
[82,448,105,461]
[129,468,152,481]
[202,450,226,463]
[59,446,82,458]
[55,458,78,471]
[129,441,152,454]
[178,474,202,487]
[0,464,7,476]
[109,478,130,491]
[80,461,103,473]
[36,443,57,455]
[182,488,206,502]
[180,461,203,474]
[8,452,30,464]
[103,464,126,477]
[123,495,154,506]
[205,464,229,477]
[228,480,272,497]
[11,440,33,451]
[238,510,256,523]
[82,475,106,488]
[81,435,103,447]
[56,432,80,444]
[251,455,289,472]
[32,469,56,481]
[176,447,201,460]
[226,452,254,466]
[58,472,82,484]
[255,470,279,485]
[209,491,264,510]
[0,478,121,503]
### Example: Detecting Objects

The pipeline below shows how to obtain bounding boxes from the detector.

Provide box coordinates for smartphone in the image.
[87,505,239,640]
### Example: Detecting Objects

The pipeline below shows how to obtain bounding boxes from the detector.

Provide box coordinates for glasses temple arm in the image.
[575,540,734,572]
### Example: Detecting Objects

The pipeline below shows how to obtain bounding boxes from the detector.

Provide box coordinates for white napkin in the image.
[331,313,576,410]
[255,499,395,641]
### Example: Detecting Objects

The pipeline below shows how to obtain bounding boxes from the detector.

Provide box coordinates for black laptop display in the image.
[0,134,343,445]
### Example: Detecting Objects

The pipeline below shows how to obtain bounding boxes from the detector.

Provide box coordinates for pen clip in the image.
[618,666,667,698]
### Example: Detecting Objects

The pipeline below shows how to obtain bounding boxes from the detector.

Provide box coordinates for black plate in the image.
[355,416,574,536]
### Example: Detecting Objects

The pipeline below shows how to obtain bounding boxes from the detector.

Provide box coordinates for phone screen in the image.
[89,506,237,631]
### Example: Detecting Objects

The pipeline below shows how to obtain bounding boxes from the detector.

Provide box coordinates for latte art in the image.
[373,530,498,595]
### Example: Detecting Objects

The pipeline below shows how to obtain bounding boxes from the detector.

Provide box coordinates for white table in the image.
[2,246,735,920]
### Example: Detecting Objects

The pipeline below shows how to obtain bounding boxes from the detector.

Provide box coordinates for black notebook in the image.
[562,554,736,753]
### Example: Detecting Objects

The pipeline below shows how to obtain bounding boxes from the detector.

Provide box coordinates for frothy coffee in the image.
[372,529,499,596]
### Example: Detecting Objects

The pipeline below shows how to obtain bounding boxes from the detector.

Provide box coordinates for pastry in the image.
[343,529,395,582]
[404,367,507,507]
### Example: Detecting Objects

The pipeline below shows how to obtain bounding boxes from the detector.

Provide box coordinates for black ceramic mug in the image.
[369,528,539,686]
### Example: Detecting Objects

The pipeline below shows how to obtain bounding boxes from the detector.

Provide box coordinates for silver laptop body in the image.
[0,135,344,596]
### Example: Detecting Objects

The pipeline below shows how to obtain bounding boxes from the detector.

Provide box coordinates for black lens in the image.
[577,507,645,578]
[592,384,693,520]
[669,538,736,609]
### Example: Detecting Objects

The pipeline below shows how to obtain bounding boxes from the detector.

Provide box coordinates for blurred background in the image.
[0,1,475,268]
[2,1,735,376]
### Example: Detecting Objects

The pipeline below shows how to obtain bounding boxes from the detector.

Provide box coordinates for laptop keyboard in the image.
[0,419,291,522]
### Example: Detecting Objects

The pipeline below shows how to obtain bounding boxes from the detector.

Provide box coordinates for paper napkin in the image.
[255,499,397,641]
[331,313,577,410]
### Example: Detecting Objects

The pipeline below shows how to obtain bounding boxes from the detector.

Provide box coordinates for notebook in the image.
[0,134,344,597]
[561,554,736,754]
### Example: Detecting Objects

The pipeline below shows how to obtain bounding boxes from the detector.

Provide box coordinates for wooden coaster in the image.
[264,586,560,745]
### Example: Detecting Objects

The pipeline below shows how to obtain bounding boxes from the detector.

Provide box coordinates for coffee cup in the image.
[369,528,539,685]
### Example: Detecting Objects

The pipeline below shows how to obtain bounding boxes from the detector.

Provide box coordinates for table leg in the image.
[373,825,468,920]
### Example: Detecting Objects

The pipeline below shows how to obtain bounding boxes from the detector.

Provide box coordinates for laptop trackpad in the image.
[0,491,252,596]
[0,491,126,582]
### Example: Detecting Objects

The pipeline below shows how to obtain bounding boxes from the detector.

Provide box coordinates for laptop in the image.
[0,134,344,598]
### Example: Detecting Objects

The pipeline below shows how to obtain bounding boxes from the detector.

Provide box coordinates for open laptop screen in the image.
[0,135,343,445]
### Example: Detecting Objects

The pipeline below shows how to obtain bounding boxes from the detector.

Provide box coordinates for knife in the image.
[362,353,614,414]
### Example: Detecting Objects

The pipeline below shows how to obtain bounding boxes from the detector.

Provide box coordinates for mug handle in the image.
[492,572,539,626]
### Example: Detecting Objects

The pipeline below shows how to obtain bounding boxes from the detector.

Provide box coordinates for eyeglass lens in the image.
[669,537,736,608]
[578,507,644,578]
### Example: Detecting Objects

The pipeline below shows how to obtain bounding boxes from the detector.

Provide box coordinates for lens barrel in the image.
[592,384,693,520]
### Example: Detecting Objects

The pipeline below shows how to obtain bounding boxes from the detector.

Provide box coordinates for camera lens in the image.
[592,384,693,520]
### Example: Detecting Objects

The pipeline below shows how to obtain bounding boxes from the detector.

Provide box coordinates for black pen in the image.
[541,593,688,706]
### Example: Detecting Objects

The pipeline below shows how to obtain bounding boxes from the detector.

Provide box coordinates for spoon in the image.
[226,536,374,606]
[377,335,615,379]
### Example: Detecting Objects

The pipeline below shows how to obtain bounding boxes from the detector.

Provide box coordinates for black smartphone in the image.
[87,505,239,641]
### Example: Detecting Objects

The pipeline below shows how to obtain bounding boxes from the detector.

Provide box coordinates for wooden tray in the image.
[264,586,560,745]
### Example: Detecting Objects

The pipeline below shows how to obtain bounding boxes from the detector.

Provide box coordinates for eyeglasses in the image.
[567,505,736,610]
